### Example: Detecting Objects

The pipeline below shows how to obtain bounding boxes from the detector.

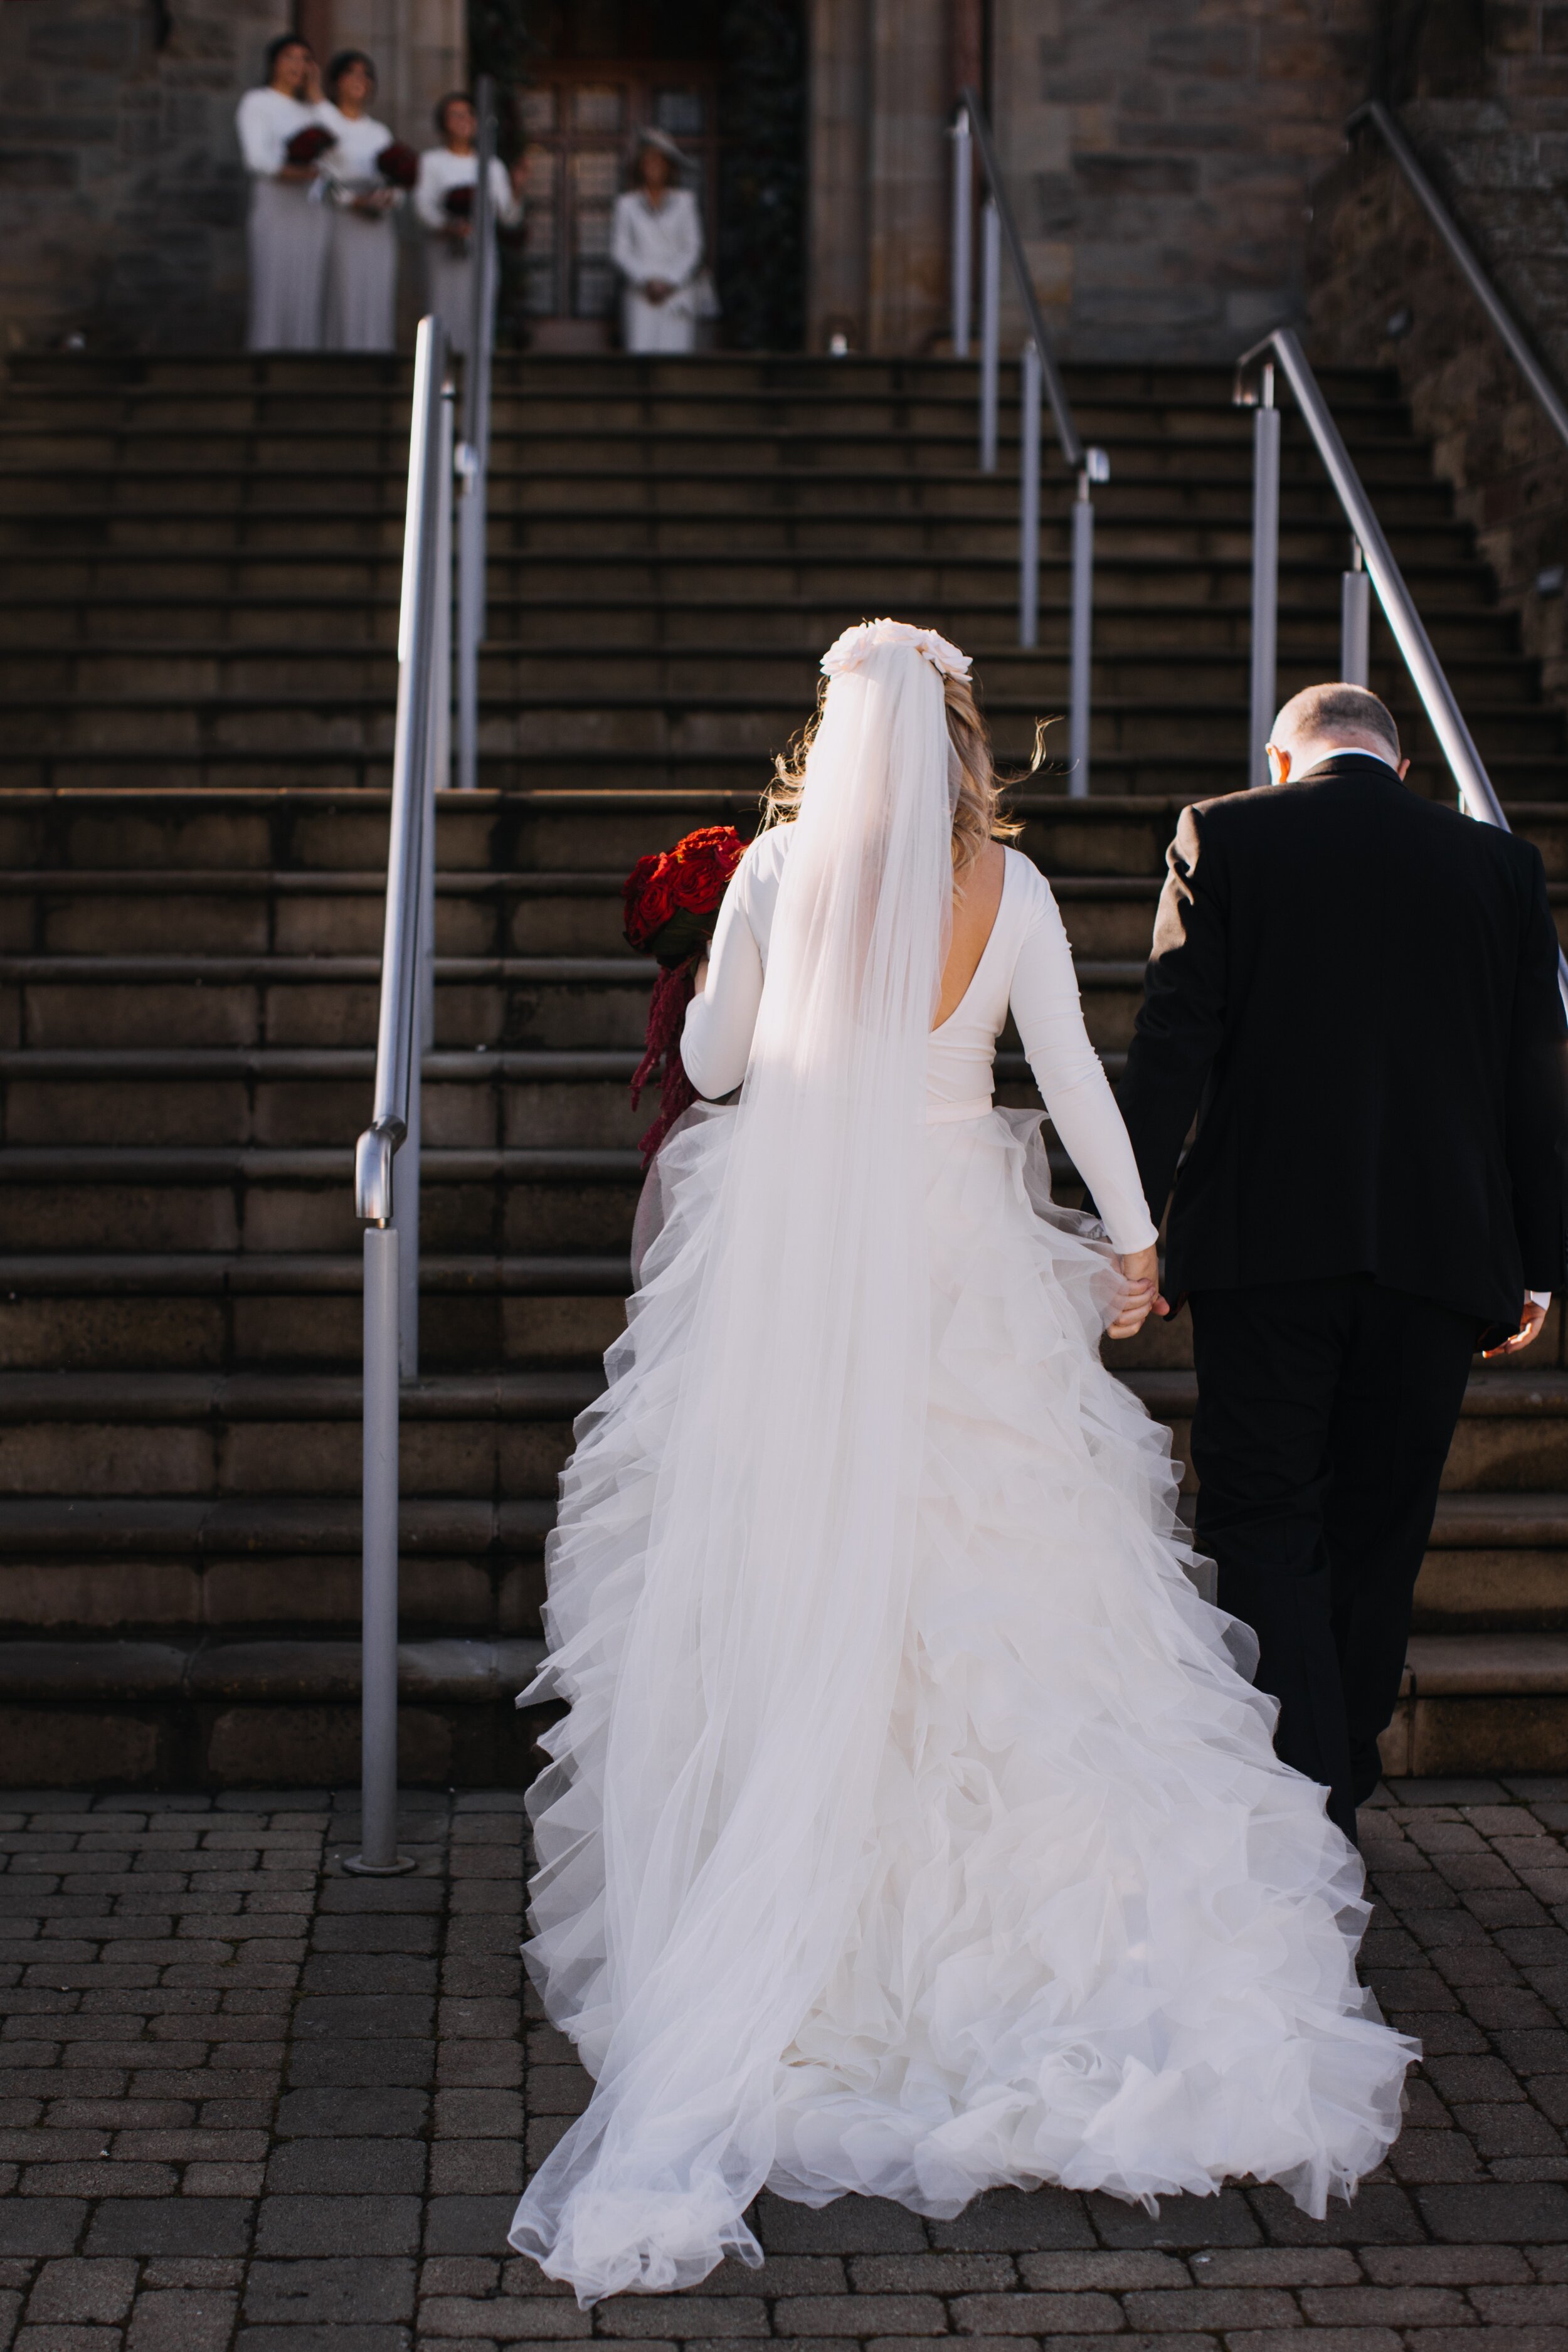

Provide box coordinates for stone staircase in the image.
[1,347,1566,1786]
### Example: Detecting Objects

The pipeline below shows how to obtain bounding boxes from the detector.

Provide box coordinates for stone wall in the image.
[0,0,286,352]
[1305,6,1568,697]
[0,0,462,354]
[991,0,1379,361]
[807,0,1383,361]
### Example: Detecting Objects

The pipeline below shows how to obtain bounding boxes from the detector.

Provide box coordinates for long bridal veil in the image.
[511,631,958,2300]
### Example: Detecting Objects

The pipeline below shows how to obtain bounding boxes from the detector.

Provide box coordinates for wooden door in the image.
[517,63,719,352]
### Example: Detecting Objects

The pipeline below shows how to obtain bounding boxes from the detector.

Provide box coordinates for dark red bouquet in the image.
[443,184,474,221]
[624,825,748,1166]
[376,139,420,189]
[285,124,337,168]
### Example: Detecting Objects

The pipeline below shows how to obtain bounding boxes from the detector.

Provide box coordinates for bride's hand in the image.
[1106,1243,1167,1340]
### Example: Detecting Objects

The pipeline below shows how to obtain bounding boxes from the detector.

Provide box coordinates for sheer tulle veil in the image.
[509,624,964,2299]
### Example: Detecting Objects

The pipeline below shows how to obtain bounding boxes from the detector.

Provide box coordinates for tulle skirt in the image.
[514,1103,1416,2294]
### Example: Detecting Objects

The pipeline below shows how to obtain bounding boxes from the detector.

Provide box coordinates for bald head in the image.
[1267,682,1403,787]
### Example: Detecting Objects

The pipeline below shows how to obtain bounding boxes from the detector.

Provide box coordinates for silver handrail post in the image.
[1069,459,1105,798]
[1247,361,1280,790]
[1341,540,1370,686]
[357,1227,401,1872]
[979,198,1000,473]
[951,106,973,359]
[456,73,497,792]
[1019,341,1041,647]
[348,310,447,1878]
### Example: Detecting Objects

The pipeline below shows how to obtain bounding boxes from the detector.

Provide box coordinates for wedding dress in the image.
[511,622,1415,2306]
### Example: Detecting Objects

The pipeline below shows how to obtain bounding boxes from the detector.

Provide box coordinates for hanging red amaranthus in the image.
[623,825,748,1167]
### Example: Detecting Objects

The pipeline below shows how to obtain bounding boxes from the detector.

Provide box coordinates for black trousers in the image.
[1188,1276,1478,1843]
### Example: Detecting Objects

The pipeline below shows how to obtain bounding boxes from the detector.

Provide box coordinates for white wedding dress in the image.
[511,624,1414,2306]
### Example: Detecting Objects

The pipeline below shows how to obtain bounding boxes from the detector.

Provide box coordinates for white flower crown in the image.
[820,618,972,682]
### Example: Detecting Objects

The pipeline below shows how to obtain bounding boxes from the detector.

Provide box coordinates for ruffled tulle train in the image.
[512,1103,1415,2299]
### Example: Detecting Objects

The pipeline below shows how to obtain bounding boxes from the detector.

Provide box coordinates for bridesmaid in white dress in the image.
[414,93,525,358]
[235,35,332,352]
[510,622,1416,2306]
[319,51,401,354]
[610,132,704,354]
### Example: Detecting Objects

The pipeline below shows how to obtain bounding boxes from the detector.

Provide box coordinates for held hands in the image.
[1483,1297,1549,1359]
[1106,1244,1168,1342]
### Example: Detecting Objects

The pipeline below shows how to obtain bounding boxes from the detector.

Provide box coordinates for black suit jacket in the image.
[1115,753,1568,1326]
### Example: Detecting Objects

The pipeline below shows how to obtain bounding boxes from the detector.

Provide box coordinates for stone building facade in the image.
[0,0,1558,379]
[1307,0,1568,693]
[0,0,461,354]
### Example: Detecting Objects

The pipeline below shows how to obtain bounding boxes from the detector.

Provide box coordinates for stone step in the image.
[0,551,1500,618]
[0,692,1554,767]
[0,644,1541,710]
[0,598,1525,662]
[0,1633,548,1788]
[0,468,1461,527]
[0,504,1480,568]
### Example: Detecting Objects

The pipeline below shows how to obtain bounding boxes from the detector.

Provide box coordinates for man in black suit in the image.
[1116,683,1568,1841]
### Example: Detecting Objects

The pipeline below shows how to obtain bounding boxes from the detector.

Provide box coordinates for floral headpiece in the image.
[820,618,972,681]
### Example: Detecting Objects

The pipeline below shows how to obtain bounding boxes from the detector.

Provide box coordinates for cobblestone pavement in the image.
[9,1785,1568,2347]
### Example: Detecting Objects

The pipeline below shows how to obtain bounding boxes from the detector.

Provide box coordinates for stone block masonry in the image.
[0,0,464,356]
[0,0,283,354]
[2,1784,1568,2338]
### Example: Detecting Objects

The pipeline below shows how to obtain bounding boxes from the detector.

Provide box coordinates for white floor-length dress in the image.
[610,185,703,352]
[413,149,519,356]
[320,105,401,352]
[512,622,1415,2307]
[236,86,333,352]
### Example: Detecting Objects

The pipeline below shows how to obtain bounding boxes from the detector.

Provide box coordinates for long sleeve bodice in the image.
[610,188,703,292]
[682,834,1158,1254]
[236,85,330,178]
[413,149,519,233]
[319,106,399,195]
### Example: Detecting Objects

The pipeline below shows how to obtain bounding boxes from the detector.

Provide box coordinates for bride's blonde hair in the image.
[760,667,1025,877]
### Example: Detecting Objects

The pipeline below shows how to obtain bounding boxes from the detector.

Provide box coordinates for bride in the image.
[510,620,1414,2304]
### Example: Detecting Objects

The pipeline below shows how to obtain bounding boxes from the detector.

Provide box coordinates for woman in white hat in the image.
[610,130,705,354]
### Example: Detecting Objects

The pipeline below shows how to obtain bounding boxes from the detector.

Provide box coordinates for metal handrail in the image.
[1234,326,1568,1009]
[349,311,453,1876]
[455,74,497,793]
[951,91,1108,792]
[1348,100,1568,455]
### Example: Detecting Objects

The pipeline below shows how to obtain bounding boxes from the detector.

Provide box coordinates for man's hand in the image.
[1485,1297,1550,1358]
[1106,1242,1168,1340]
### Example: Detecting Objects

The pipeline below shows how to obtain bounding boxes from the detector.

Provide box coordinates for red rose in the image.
[285,124,337,167]
[377,139,420,189]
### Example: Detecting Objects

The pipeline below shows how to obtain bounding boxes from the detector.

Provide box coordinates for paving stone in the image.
[124,2293,236,2352]
[1417,2183,1568,2240]
[235,2331,409,2352]
[84,2207,253,2259]
[273,2092,428,2139]
[24,2265,137,2325]
[422,2201,522,2257]
[415,2298,588,2340]
[251,2200,421,2259]
[243,2258,416,2324]
[263,2141,426,2196]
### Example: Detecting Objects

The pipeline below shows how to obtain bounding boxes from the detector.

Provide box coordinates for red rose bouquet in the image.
[285,123,337,168]
[624,825,748,1166]
[443,184,474,221]
[376,139,420,189]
